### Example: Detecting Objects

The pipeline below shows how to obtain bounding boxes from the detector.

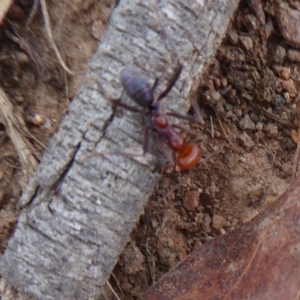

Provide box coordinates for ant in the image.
[102,63,201,171]
[81,0,202,170]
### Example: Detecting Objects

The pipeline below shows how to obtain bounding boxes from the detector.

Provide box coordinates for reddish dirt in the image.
[0,0,299,299]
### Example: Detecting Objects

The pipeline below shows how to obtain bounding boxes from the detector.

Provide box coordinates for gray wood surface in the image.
[0,0,239,299]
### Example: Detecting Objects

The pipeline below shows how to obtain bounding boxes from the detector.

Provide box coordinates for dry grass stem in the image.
[40,0,74,75]
[0,87,38,187]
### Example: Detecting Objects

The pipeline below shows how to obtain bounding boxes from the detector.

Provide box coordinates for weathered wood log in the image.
[0,0,239,299]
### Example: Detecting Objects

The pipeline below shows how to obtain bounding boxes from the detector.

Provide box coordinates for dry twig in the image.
[0,87,38,187]
[40,0,74,75]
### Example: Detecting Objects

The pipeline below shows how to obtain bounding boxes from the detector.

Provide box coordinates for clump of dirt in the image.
[105,0,299,299]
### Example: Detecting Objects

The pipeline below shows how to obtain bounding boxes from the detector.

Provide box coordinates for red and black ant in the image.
[82,0,202,170]
[100,63,201,170]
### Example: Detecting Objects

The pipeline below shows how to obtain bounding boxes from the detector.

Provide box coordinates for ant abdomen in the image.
[176,144,201,170]
[152,112,201,170]
[120,68,154,108]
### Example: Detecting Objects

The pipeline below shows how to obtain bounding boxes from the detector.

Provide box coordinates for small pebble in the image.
[193,238,202,250]
[263,20,273,39]
[221,46,245,62]
[210,91,222,104]
[280,67,291,80]
[213,78,221,89]
[281,111,288,121]
[239,156,246,163]
[212,214,229,230]
[241,92,254,102]
[201,214,212,233]
[265,194,277,205]
[238,132,255,149]
[284,92,290,103]
[194,213,203,224]
[207,182,218,198]
[282,79,297,98]
[32,114,44,125]
[227,30,239,44]
[15,95,24,103]
[244,14,259,31]
[43,118,52,130]
[291,129,298,144]
[121,281,133,292]
[249,0,265,24]
[15,52,30,64]
[183,190,200,212]
[206,79,214,90]
[282,162,293,176]
[219,228,226,235]
[239,114,256,130]
[151,219,158,229]
[197,205,205,213]
[273,45,286,64]
[215,131,222,138]
[256,122,263,131]
[234,108,242,118]
[287,49,300,63]
[264,124,278,137]
[239,36,254,50]
[232,218,239,226]
[221,77,228,87]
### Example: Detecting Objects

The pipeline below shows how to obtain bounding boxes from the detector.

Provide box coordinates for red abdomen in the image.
[177,144,201,170]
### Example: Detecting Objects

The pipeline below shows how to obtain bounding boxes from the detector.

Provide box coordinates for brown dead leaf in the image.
[141,179,300,300]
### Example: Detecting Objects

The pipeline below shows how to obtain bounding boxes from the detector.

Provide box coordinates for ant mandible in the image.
[108,63,201,170]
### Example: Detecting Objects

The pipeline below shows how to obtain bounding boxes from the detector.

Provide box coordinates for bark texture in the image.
[0,0,239,299]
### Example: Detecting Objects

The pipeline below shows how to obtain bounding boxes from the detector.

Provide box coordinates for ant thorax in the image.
[150,102,160,112]
[153,112,168,128]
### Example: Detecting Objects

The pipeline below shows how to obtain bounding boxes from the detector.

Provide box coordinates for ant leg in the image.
[172,124,203,138]
[109,99,143,113]
[157,138,174,171]
[141,125,150,155]
[91,76,143,113]
[107,125,150,158]
[82,126,151,163]
[116,125,150,158]
[157,64,182,102]
[166,112,200,123]
[202,144,225,162]
[152,78,159,93]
